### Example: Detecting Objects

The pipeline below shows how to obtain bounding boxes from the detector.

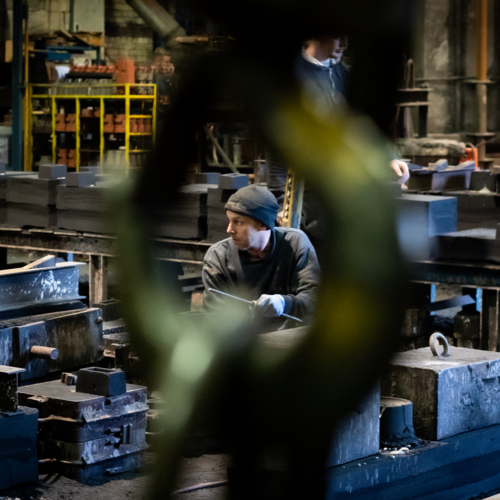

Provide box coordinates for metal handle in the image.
[429,333,450,358]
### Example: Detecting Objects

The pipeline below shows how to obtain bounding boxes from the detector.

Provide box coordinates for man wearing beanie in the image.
[202,185,320,332]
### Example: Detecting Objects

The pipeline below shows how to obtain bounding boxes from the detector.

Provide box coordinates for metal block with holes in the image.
[382,340,500,440]
[76,367,126,397]
[18,375,147,481]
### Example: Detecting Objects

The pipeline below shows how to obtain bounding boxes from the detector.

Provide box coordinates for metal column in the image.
[12,1,25,171]
[476,0,488,162]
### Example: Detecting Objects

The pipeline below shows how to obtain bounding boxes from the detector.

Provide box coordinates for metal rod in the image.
[203,125,239,174]
[477,0,488,81]
[30,346,59,360]
[208,288,303,323]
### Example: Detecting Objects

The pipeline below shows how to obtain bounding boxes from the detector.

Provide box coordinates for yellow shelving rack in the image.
[26,83,157,174]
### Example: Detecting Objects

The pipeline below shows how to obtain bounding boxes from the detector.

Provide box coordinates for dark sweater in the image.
[202,227,320,330]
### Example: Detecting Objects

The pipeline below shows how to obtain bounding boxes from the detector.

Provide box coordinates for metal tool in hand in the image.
[208,288,303,323]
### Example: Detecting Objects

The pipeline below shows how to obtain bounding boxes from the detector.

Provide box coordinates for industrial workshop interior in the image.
[4,0,500,499]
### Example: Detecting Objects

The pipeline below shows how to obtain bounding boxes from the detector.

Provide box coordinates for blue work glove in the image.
[254,294,285,318]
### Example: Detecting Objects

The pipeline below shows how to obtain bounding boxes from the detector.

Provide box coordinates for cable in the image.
[172,480,229,495]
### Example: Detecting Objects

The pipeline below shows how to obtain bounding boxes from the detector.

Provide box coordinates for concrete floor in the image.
[1,454,229,500]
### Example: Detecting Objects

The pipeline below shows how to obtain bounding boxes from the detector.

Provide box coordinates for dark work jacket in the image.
[296,57,350,113]
[266,58,349,207]
[202,227,320,332]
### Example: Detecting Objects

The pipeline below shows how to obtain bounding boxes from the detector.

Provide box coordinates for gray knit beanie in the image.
[225,185,280,229]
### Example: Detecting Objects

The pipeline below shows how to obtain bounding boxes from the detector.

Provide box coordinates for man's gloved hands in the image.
[254,294,285,317]
[390,159,410,185]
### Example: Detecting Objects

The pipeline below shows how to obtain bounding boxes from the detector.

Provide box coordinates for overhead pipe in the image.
[124,0,186,43]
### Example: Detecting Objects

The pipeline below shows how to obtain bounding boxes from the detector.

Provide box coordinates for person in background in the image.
[267,34,409,245]
[153,47,176,106]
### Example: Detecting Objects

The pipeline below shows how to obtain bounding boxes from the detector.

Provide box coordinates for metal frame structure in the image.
[26,83,157,173]
[0,226,210,305]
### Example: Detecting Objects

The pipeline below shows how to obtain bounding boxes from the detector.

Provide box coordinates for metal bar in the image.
[100,97,104,164]
[208,288,303,323]
[425,295,475,313]
[481,289,498,351]
[24,81,31,170]
[31,94,155,100]
[75,98,80,171]
[411,261,500,289]
[30,346,59,360]
[282,170,305,229]
[89,255,108,305]
[0,262,84,313]
[125,85,130,176]
[0,228,211,263]
[11,0,24,171]
[23,5,30,171]
[203,125,239,173]
[52,96,56,163]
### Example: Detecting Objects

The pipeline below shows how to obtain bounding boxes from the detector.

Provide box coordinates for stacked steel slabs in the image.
[18,367,148,481]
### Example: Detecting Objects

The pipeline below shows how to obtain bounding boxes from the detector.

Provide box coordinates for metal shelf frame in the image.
[27,83,157,174]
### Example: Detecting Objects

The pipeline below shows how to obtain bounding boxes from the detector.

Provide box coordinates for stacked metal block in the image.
[153,183,213,239]
[396,193,457,260]
[6,164,67,229]
[207,173,249,242]
[18,367,148,481]
[56,170,112,234]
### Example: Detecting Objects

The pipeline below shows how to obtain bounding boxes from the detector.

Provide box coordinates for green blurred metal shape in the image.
[108,3,410,498]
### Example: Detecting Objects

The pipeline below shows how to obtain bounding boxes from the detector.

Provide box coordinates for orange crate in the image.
[116,58,135,84]
[57,149,67,163]
[104,114,114,133]
[65,114,76,132]
[55,114,66,132]
[130,118,138,133]
[114,114,126,133]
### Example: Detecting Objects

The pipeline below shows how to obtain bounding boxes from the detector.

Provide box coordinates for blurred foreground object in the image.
[111,0,412,498]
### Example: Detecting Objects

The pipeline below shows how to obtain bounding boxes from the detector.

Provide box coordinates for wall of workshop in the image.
[417,0,500,137]
[27,0,71,34]
[26,0,154,63]
[105,0,154,64]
